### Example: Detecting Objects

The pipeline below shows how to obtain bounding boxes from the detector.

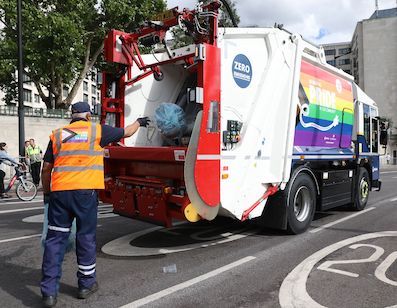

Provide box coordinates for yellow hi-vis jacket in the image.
[50,121,104,191]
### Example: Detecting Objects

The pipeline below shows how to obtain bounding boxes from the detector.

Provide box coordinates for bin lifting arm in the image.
[241,185,279,221]
[105,1,221,86]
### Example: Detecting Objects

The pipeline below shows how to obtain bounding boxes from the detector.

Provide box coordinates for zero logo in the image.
[232,54,252,88]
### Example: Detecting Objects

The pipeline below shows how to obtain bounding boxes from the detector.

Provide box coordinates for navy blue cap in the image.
[71,101,91,114]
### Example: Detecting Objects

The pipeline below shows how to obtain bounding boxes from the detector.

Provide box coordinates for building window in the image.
[97,92,100,100]
[92,97,96,105]
[34,94,40,104]
[91,71,96,82]
[63,86,69,98]
[325,49,336,56]
[23,89,32,102]
[83,81,88,92]
[83,94,89,102]
[339,58,351,65]
[91,84,96,94]
[23,74,31,85]
[338,48,351,55]
[327,60,336,66]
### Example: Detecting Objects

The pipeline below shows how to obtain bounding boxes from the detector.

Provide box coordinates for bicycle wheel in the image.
[16,180,37,201]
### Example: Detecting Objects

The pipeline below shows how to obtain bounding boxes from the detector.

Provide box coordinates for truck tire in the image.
[286,173,316,234]
[353,167,370,211]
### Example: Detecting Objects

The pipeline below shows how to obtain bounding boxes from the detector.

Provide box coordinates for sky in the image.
[166,0,397,44]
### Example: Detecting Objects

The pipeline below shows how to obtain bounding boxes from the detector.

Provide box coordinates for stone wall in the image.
[0,115,70,179]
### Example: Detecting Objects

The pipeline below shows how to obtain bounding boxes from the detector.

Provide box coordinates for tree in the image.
[0,0,166,108]
[217,0,240,27]
[170,0,240,49]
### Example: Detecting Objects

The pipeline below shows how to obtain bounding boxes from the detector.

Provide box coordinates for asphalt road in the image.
[0,169,397,308]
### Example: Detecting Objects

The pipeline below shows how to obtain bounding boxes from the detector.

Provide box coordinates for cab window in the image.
[363,107,371,149]
[371,117,379,153]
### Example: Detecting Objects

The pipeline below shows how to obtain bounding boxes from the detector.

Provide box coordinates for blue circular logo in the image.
[232,54,252,88]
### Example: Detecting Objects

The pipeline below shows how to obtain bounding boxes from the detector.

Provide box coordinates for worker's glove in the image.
[43,193,50,205]
[137,117,150,127]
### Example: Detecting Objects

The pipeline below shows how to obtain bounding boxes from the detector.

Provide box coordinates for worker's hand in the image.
[137,117,150,127]
[43,193,50,205]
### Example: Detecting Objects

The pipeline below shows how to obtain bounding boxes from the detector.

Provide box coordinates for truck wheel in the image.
[286,173,316,234]
[353,167,370,211]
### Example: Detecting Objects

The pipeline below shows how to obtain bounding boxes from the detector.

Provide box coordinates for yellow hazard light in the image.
[222,174,229,179]
[164,187,172,194]
[300,155,305,160]
[184,203,201,222]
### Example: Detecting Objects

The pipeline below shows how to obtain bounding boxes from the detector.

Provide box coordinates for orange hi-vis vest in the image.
[50,121,104,191]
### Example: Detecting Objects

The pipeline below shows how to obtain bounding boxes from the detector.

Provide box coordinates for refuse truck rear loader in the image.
[99,1,385,234]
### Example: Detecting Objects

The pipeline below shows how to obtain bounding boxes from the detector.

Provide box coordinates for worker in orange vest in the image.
[40,101,149,307]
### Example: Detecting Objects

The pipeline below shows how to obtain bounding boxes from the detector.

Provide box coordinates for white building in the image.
[0,70,101,110]
[352,8,397,159]
[322,7,397,160]
[322,42,352,75]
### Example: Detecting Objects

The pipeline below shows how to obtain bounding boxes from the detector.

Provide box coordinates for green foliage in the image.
[0,0,166,108]
[170,0,240,48]
[217,0,240,27]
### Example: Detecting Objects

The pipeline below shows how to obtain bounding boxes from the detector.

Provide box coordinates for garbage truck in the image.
[99,1,384,234]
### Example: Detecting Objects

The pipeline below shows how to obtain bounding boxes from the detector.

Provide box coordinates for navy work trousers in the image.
[41,189,98,297]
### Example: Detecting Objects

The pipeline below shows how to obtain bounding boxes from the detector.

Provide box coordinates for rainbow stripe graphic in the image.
[294,60,354,148]
[66,127,89,143]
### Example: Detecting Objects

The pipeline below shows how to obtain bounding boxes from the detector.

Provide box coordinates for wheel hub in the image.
[293,186,311,222]
[360,178,369,202]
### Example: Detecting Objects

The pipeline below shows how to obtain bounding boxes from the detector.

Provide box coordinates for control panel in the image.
[223,120,243,149]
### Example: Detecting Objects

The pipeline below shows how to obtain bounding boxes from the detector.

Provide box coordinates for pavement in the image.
[380,163,397,171]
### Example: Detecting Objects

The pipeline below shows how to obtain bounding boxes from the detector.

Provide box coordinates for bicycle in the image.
[3,163,37,201]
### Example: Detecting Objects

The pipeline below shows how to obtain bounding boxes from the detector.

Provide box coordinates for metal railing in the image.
[0,105,99,120]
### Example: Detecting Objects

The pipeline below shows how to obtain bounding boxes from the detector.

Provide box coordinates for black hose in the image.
[218,0,238,27]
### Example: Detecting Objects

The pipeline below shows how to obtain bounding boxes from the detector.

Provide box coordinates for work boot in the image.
[77,282,98,299]
[42,295,57,307]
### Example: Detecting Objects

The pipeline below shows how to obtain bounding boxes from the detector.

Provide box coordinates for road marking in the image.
[279,231,397,308]
[0,199,43,205]
[0,204,110,216]
[0,206,43,214]
[380,171,397,174]
[390,197,397,202]
[0,234,41,244]
[0,197,20,201]
[310,207,376,233]
[102,224,253,257]
[374,251,397,286]
[120,256,256,308]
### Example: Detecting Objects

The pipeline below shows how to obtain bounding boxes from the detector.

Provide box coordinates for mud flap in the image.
[184,111,220,220]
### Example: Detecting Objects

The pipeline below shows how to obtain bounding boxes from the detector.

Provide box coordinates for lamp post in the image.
[17,0,25,159]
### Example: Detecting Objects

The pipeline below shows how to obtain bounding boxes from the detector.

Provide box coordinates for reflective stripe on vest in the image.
[50,121,104,191]
[53,165,103,172]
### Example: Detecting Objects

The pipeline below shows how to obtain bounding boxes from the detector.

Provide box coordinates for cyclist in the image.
[0,142,21,198]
